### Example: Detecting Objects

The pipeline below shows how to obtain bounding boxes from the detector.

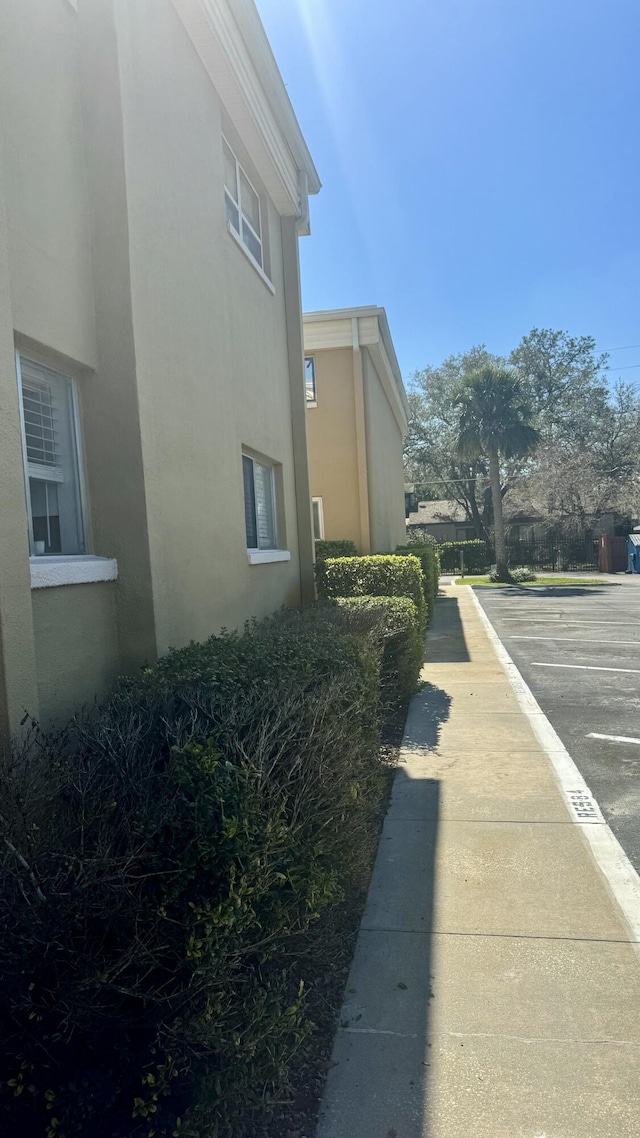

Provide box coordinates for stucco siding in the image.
[0,0,97,368]
[363,350,406,552]
[0,0,316,736]
[32,582,120,725]
[306,347,362,550]
[116,0,301,650]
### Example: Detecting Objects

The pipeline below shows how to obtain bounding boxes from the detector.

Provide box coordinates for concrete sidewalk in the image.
[317,585,640,1138]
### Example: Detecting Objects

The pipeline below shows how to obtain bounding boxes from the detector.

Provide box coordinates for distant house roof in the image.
[407,497,544,528]
[408,500,468,526]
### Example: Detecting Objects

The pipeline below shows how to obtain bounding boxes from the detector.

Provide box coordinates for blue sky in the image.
[256,0,640,383]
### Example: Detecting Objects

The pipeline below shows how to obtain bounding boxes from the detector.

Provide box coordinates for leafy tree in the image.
[404,347,506,538]
[510,330,640,530]
[406,328,640,542]
[509,327,609,447]
[455,366,540,580]
[526,380,640,532]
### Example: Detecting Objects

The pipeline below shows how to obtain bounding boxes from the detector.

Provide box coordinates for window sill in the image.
[30,555,118,589]
[226,222,275,294]
[247,550,291,566]
[306,401,317,409]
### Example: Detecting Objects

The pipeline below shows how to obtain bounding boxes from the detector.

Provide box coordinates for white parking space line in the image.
[468,589,640,946]
[511,635,636,645]
[531,663,640,674]
[500,618,640,625]
[588,733,640,746]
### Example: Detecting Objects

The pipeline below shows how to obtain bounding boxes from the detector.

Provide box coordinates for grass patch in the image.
[453,575,609,587]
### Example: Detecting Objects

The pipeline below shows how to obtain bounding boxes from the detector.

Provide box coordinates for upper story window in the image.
[305,357,316,405]
[242,453,277,551]
[223,137,263,269]
[312,497,324,541]
[16,355,86,556]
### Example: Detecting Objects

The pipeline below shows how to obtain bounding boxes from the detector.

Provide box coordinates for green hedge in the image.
[0,606,388,1138]
[314,539,357,561]
[437,539,488,572]
[335,596,423,707]
[317,554,427,628]
[395,544,440,621]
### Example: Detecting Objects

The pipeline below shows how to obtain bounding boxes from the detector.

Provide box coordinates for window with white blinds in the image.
[223,136,264,269]
[17,355,86,556]
[242,453,277,551]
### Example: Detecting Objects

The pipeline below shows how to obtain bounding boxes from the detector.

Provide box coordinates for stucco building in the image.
[304,307,409,554]
[0,0,320,736]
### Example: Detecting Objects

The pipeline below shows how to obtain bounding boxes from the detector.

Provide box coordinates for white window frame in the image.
[223,136,269,280]
[15,351,117,588]
[312,497,325,541]
[305,356,317,407]
[16,352,89,556]
[242,451,291,566]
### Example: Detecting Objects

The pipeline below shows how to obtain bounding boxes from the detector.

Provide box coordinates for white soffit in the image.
[171,0,320,222]
[303,307,409,431]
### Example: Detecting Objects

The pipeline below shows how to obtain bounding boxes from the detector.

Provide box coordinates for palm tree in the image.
[455,366,540,581]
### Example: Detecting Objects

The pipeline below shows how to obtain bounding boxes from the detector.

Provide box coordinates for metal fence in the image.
[503,536,599,572]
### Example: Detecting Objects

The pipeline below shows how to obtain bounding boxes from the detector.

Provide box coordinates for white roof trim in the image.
[171,0,320,227]
[303,306,409,427]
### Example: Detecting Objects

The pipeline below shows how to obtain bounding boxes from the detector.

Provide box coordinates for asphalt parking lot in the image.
[472,577,640,873]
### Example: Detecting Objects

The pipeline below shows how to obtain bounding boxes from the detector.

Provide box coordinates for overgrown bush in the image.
[395,544,440,621]
[314,539,357,561]
[488,564,536,583]
[438,539,488,573]
[510,566,537,582]
[334,596,423,708]
[403,529,438,548]
[0,607,389,1138]
[317,554,427,629]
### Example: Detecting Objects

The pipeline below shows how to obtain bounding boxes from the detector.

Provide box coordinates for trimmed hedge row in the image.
[314,539,357,561]
[0,607,391,1138]
[317,554,427,630]
[335,596,423,710]
[395,544,440,621]
[437,539,488,572]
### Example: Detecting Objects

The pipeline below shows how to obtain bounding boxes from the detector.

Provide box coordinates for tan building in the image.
[303,307,409,554]
[0,0,320,736]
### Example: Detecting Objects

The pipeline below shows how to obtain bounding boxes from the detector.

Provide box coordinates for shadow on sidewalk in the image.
[402,683,453,754]
[425,595,470,662]
[317,668,452,1136]
[318,777,441,1138]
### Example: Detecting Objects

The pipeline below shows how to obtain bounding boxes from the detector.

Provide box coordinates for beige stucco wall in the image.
[0,0,314,732]
[115,0,303,651]
[362,350,407,552]
[0,0,97,369]
[31,582,121,725]
[306,347,363,551]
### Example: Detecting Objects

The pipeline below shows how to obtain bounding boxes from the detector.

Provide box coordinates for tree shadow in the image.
[475,584,620,599]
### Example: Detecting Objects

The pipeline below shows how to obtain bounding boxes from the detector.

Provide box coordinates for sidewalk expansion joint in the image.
[442,1031,640,1047]
[341,1028,419,1039]
[388,817,582,825]
[358,927,638,944]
